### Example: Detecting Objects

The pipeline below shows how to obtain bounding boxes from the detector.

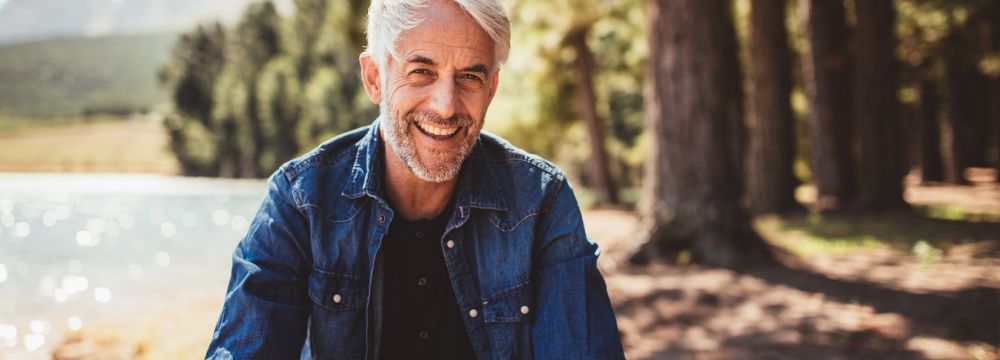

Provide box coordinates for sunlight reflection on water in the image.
[0,173,266,358]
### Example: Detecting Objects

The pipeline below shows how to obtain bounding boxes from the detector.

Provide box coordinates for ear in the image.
[359,53,382,104]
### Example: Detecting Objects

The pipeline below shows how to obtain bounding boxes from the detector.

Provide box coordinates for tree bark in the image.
[991,6,1000,178]
[854,0,906,210]
[943,30,978,185]
[746,0,801,214]
[569,27,619,205]
[799,0,856,210]
[633,0,773,268]
[919,75,945,183]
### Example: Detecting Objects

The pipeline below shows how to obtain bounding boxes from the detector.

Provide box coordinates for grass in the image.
[0,115,178,173]
[756,208,1000,259]
[756,215,890,257]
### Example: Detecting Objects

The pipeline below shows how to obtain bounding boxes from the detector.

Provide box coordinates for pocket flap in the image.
[308,269,367,311]
[483,282,533,323]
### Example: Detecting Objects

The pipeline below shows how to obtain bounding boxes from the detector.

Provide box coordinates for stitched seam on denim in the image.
[537,248,596,274]
[309,267,365,280]
[261,171,312,266]
[483,280,531,301]
[296,202,363,224]
[282,139,359,179]
[483,281,532,323]
[308,270,366,311]
[507,155,564,181]
[488,211,538,232]
[538,178,566,215]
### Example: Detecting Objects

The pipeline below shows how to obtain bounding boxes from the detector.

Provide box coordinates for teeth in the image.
[416,122,460,136]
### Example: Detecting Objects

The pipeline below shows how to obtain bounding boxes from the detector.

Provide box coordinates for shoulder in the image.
[280,126,370,181]
[478,131,573,215]
[269,125,371,208]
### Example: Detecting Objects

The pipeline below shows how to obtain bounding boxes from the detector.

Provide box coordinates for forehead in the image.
[394,1,494,65]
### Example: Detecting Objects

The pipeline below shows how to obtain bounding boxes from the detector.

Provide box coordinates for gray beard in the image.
[381,101,480,183]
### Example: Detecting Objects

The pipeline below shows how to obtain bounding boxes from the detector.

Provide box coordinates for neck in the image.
[380,132,459,221]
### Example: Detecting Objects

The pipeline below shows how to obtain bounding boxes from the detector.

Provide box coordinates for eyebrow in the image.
[407,55,490,74]
[409,55,435,66]
[462,64,490,74]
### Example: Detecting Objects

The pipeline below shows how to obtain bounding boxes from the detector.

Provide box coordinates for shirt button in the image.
[415,230,423,239]
[446,240,455,249]
[418,330,429,340]
[378,215,386,223]
[468,309,478,318]
[332,294,342,304]
[521,305,530,315]
[417,277,427,286]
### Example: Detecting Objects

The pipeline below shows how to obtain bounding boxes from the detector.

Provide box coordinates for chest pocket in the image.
[483,281,533,323]
[308,268,367,311]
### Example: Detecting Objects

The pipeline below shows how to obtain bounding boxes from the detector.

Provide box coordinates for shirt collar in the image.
[342,117,509,212]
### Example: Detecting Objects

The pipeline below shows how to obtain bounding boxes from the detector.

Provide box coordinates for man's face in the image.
[375,1,498,183]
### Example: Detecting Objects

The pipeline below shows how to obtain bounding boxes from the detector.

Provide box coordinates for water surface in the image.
[0,173,266,358]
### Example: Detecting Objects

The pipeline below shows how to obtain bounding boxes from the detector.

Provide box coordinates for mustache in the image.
[404,110,474,128]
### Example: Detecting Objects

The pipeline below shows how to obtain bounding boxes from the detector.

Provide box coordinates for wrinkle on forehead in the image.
[391,0,494,67]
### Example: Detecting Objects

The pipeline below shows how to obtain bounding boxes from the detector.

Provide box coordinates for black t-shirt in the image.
[378,199,477,360]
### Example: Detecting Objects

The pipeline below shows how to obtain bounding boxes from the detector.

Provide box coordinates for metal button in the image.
[418,331,429,340]
[417,277,427,286]
[333,294,342,304]
[468,309,478,318]
[415,230,423,239]
[446,240,455,249]
[521,305,530,315]
[378,215,386,223]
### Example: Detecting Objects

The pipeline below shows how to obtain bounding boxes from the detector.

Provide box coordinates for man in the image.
[206,0,624,358]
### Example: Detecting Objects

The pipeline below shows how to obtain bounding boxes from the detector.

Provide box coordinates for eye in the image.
[460,73,483,82]
[411,68,432,76]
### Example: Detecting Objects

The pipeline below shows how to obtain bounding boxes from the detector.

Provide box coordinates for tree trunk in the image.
[991,6,1000,178]
[632,0,773,268]
[943,30,977,185]
[799,0,856,210]
[569,27,619,205]
[854,0,906,210]
[919,75,945,183]
[746,0,801,214]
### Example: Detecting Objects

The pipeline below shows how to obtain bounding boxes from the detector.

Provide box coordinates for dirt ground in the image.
[593,170,1000,360]
[51,171,1000,359]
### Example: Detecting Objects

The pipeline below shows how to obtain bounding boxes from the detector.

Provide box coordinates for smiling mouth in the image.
[414,121,462,139]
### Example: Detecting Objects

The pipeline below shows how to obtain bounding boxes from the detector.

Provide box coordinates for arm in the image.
[530,179,625,359]
[206,168,313,359]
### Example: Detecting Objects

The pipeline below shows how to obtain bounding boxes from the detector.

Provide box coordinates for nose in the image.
[427,77,458,120]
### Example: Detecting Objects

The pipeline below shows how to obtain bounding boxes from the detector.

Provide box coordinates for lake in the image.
[0,173,267,358]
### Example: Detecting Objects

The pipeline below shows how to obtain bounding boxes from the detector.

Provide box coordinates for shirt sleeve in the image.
[530,179,626,359]
[206,168,313,359]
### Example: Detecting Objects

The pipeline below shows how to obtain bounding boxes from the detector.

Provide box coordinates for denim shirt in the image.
[206,119,625,360]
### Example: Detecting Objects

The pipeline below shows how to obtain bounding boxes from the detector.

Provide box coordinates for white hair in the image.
[364,0,511,72]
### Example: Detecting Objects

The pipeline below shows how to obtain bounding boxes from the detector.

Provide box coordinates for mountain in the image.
[0,0,268,45]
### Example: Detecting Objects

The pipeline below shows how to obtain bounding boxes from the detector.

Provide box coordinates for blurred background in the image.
[0,0,997,358]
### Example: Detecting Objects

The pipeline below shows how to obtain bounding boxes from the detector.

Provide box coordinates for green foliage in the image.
[161,0,375,178]
[0,33,176,118]
[160,23,228,176]
[500,0,646,187]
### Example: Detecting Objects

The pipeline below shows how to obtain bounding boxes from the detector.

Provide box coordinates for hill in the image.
[0,32,177,118]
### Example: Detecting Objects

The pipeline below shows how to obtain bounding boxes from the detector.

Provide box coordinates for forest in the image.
[161,0,999,259]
